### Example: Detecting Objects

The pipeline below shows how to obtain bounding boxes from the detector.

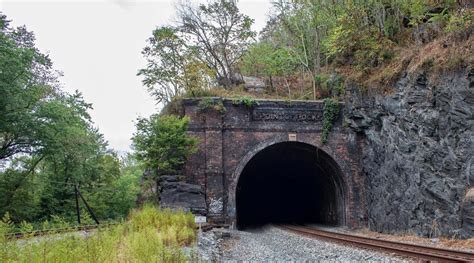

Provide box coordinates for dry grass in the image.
[335,15,473,94]
[406,29,473,76]
[181,80,317,102]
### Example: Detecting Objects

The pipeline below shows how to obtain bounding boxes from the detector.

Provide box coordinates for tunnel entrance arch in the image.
[181,99,367,229]
[234,141,346,229]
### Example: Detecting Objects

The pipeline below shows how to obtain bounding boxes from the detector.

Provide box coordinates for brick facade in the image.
[183,98,368,228]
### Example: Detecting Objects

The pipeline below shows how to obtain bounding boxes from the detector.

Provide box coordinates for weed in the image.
[1,204,196,262]
[198,98,226,114]
[232,96,259,108]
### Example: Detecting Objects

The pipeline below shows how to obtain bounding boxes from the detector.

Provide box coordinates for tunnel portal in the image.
[236,142,345,229]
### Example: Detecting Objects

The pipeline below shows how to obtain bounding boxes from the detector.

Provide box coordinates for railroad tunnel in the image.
[236,142,345,229]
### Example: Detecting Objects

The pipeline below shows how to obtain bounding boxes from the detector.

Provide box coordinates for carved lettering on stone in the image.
[252,108,323,122]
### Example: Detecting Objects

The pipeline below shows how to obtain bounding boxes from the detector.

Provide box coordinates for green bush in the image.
[132,115,198,173]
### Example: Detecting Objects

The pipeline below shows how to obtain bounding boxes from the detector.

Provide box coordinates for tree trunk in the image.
[269,75,275,93]
[284,77,291,100]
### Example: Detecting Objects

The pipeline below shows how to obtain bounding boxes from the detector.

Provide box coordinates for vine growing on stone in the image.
[321,98,339,144]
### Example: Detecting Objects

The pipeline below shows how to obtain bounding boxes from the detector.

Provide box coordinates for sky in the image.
[0,0,272,154]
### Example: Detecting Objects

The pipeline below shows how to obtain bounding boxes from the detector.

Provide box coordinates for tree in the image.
[138,27,184,104]
[270,0,339,99]
[177,0,256,88]
[0,13,139,224]
[138,26,214,104]
[132,115,197,174]
[241,41,297,97]
[0,13,61,161]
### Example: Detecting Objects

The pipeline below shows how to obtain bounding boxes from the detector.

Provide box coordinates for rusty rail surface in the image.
[279,225,474,262]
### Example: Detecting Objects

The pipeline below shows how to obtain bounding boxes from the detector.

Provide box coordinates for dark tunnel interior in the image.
[236,142,344,229]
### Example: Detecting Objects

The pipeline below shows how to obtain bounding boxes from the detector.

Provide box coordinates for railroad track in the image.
[6,223,119,239]
[8,222,219,240]
[279,225,474,262]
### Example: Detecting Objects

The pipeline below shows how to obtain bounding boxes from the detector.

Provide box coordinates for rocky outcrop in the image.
[137,169,159,205]
[462,188,474,237]
[243,76,266,93]
[346,69,473,238]
[159,175,207,215]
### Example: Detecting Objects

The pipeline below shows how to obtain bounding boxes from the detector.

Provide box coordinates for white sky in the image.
[0,0,272,154]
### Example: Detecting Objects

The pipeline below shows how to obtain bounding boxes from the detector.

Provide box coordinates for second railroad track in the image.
[279,225,474,262]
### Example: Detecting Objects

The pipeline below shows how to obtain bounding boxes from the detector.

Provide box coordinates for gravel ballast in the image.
[196,225,411,262]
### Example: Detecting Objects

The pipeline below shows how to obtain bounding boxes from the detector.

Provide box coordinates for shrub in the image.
[132,115,198,173]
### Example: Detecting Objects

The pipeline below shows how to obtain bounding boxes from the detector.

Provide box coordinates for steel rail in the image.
[280,225,474,262]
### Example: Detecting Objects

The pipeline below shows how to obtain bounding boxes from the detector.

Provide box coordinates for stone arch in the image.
[227,136,348,229]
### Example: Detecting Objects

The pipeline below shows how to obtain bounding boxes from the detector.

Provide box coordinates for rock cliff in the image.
[347,69,473,238]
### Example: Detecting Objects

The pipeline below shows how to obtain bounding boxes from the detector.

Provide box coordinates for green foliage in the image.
[128,204,194,234]
[198,98,227,114]
[321,8,395,70]
[138,26,214,104]
[321,98,340,144]
[244,0,469,95]
[185,87,217,98]
[0,14,141,225]
[445,8,473,33]
[132,115,197,173]
[241,42,297,78]
[139,1,470,101]
[0,154,141,226]
[1,12,70,161]
[177,0,256,87]
[403,0,430,27]
[81,154,141,221]
[314,73,344,97]
[232,96,259,108]
[0,206,195,262]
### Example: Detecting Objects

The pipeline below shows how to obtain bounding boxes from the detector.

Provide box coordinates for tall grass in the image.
[0,204,196,262]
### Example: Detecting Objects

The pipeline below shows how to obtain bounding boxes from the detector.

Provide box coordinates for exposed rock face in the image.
[462,188,474,237]
[159,175,207,215]
[137,169,159,205]
[346,70,473,238]
[243,76,266,93]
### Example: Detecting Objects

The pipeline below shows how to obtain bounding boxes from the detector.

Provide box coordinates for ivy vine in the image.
[321,98,339,144]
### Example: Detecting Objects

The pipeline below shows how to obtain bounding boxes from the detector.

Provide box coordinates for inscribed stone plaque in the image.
[252,107,324,122]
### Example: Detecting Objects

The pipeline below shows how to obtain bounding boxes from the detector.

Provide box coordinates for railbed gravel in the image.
[196,225,411,262]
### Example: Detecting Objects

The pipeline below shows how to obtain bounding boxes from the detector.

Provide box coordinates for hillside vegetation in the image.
[139,0,473,107]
